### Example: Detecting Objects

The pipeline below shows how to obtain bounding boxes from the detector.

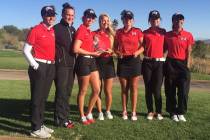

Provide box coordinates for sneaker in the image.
[157,114,164,120]
[98,112,104,120]
[86,113,95,124]
[178,115,186,122]
[64,120,74,128]
[131,112,137,121]
[41,125,54,134]
[171,115,179,122]
[105,111,113,120]
[30,128,51,139]
[122,111,128,120]
[147,112,154,120]
[81,116,90,125]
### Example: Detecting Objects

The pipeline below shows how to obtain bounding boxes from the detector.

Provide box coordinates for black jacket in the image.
[54,19,76,67]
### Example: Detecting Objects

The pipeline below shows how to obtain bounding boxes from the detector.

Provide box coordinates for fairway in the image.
[0,50,28,70]
[0,80,210,140]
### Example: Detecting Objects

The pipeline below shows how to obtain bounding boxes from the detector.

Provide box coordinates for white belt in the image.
[83,55,93,58]
[34,58,55,64]
[144,56,166,62]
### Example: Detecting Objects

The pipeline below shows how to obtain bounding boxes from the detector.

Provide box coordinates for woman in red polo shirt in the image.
[142,10,166,121]
[114,10,144,121]
[23,5,56,138]
[164,13,194,122]
[94,13,116,120]
[73,9,101,125]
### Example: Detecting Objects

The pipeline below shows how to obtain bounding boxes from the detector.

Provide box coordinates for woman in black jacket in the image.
[53,2,75,128]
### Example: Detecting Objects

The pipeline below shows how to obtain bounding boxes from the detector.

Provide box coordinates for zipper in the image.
[67,26,72,45]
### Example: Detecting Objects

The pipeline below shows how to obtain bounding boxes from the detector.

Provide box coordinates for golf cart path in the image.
[0,69,209,91]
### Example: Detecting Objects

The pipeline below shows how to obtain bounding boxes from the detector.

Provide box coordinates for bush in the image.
[192,40,208,58]
[191,58,210,74]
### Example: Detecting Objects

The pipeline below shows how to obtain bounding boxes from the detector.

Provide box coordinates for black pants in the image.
[28,62,55,131]
[164,58,190,115]
[142,59,163,113]
[54,66,74,125]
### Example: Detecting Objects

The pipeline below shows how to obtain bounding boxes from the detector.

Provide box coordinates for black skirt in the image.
[117,56,142,78]
[96,57,116,79]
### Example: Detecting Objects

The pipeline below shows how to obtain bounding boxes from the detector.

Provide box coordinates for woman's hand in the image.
[133,51,139,58]
[106,48,113,54]
[91,51,102,57]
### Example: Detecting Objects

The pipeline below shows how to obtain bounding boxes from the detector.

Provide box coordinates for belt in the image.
[144,56,165,61]
[81,55,94,58]
[34,58,55,64]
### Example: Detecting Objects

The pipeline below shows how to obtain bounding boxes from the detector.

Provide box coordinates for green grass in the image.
[0,50,28,70]
[0,80,210,140]
[0,50,23,57]
[191,72,210,80]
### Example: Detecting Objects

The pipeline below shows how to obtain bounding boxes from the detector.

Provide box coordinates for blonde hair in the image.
[98,13,115,48]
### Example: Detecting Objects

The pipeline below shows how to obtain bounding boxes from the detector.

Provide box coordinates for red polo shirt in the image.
[115,27,143,56]
[164,29,194,60]
[143,27,166,58]
[93,30,111,57]
[26,23,55,61]
[75,24,94,52]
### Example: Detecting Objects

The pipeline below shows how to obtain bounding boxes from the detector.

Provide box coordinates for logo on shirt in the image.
[180,37,187,41]
[131,32,137,36]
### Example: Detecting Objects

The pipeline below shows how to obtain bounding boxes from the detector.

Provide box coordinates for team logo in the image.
[180,37,187,41]
[131,32,137,36]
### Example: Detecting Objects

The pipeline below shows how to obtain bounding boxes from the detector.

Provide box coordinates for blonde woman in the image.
[94,13,116,120]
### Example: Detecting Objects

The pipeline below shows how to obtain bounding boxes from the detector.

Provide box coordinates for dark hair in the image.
[62,2,74,15]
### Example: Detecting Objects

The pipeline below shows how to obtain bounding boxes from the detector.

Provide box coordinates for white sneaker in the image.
[41,125,54,133]
[178,115,186,122]
[147,112,154,120]
[105,111,113,119]
[157,114,164,120]
[30,127,51,139]
[98,112,104,120]
[86,113,93,120]
[171,115,179,122]
[122,111,128,120]
[131,112,137,121]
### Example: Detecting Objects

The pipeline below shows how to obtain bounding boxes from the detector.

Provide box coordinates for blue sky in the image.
[0,0,209,39]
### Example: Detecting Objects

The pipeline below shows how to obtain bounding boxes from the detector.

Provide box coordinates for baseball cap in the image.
[149,10,161,20]
[172,13,185,21]
[121,10,134,20]
[83,9,97,19]
[41,5,57,17]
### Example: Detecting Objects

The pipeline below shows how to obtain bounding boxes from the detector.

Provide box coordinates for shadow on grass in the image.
[0,98,75,135]
[0,98,153,135]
